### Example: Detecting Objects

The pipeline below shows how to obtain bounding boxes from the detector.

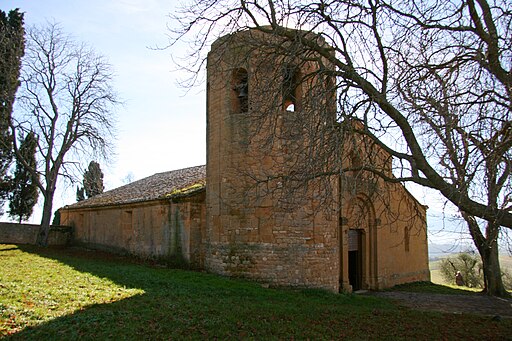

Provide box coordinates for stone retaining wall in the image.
[0,222,71,246]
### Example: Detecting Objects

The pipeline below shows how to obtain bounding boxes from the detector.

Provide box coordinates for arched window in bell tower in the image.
[282,65,302,112]
[232,68,248,113]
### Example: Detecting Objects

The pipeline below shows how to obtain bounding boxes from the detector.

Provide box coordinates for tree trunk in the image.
[37,194,53,247]
[463,212,509,297]
[478,239,509,297]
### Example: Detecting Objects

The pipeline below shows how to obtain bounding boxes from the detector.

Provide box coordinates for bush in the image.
[502,269,512,290]
[439,252,483,288]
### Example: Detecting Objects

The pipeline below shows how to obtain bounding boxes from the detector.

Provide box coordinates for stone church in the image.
[60,28,430,292]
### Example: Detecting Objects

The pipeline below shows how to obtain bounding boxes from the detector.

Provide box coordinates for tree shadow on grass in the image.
[0,246,20,252]
[6,245,512,340]
[6,245,382,340]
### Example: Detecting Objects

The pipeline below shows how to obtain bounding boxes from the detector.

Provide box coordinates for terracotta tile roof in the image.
[63,165,206,209]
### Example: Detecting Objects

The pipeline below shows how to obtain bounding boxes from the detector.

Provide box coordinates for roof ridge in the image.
[62,165,206,210]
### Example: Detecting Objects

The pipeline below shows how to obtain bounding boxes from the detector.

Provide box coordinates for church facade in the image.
[61,28,429,293]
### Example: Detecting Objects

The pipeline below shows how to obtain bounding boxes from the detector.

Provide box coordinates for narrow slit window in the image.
[232,68,248,113]
[282,65,301,112]
[404,226,410,252]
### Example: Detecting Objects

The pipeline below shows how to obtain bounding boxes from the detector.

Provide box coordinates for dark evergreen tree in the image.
[51,209,60,225]
[76,186,85,202]
[8,132,38,223]
[83,161,104,198]
[0,9,24,212]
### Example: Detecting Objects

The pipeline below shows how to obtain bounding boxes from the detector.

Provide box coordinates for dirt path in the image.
[367,291,512,318]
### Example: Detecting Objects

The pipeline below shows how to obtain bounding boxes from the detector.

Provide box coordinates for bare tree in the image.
[171,0,511,295]
[391,1,512,296]
[10,22,119,246]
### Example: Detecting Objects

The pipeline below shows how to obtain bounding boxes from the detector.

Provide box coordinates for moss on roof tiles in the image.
[165,182,205,199]
[63,165,206,209]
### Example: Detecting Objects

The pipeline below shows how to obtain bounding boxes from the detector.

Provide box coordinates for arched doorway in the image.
[341,195,376,292]
[348,229,362,290]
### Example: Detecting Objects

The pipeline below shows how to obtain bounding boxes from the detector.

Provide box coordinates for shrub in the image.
[439,252,483,288]
[502,268,512,290]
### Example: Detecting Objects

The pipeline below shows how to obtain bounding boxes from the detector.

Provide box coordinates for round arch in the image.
[341,193,378,291]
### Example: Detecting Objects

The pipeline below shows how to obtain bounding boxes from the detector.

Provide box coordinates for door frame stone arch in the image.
[340,193,377,292]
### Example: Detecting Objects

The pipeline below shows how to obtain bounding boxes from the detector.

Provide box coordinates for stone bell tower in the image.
[205,28,340,290]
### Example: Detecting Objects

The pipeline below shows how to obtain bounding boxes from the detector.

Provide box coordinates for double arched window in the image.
[231,65,302,113]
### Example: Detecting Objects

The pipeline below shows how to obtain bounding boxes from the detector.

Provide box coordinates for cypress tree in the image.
[8,132,39,222]
[83,161,104,198]
[76,186,85,202]
[0,9,24,210]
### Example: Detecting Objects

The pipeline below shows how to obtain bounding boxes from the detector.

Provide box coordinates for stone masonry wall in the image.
[60,195,205,268]
[206,29,341,291]
[335,119,430,291]
[0,222,71,246]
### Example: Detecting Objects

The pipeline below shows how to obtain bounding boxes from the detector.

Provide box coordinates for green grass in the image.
[429,258,445,284]
[1,244,510,340]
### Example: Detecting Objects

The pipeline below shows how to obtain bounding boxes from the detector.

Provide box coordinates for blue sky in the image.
[1,0,206,214]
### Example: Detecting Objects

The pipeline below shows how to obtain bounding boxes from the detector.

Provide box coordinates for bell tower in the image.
[205,28,339,290]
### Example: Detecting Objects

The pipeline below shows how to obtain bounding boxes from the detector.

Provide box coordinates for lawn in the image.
[1,244,510,340]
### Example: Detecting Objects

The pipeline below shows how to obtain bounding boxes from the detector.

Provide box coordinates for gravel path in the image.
[366,291,512,318]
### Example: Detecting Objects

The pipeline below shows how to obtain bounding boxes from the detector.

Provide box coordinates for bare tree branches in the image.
[171,0,511,295]
[170,0,512,229]
[10,22,119,245]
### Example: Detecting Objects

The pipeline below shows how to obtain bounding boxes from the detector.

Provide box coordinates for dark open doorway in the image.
[348,229,362,291]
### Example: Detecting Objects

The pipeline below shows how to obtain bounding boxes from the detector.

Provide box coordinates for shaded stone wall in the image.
[61,201,170,257]
[60,193,205,267]
[373,183,430,288]
[0,222,71,246]
[170,193,206,268]
[337,123,430,291]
